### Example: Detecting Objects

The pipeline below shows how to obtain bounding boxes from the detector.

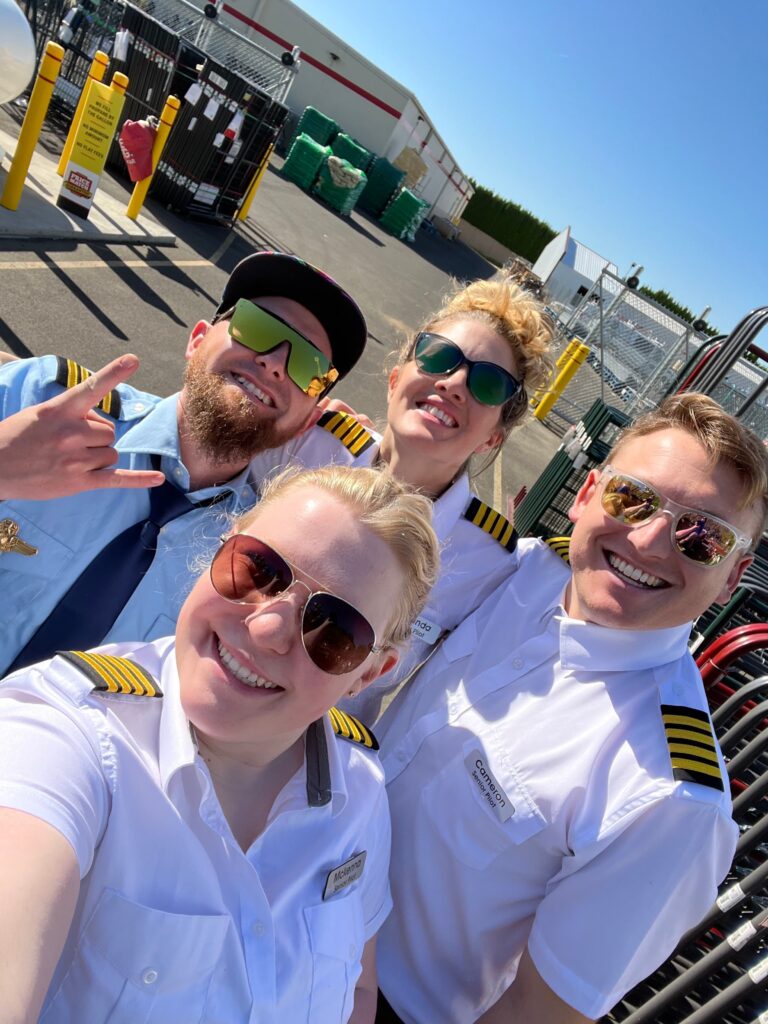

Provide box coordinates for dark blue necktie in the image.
[8,461,225,673]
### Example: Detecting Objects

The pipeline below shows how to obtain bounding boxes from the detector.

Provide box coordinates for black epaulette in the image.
[463,497,517,552]
[55,356,122,418]
[661,704,724,791]
[58,650,162,697]
[544,535,571,564]
[318,410,376,457]
[328,707,379,750]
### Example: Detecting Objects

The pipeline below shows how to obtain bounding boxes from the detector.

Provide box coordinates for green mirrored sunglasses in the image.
[224,299,339,398]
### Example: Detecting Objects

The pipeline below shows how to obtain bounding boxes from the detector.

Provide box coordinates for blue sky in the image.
[292,0,766,334]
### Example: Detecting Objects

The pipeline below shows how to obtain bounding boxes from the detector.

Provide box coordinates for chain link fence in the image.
[19,0,298,112]
[542,270,710,434]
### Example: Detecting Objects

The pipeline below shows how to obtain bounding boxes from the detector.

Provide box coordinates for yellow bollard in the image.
[534,343,590,421]
[110,70,129,98]
[531,337,580,408]
[236,142,275,223]
[125,95,180,221]
[57,50,110,176]
[1,41,65,211]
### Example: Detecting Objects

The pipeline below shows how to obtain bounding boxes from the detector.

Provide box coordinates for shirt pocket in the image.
[0,504,75,580]
[304,892,366,1023]
[41,888,231,1024]
[421,738,548,870]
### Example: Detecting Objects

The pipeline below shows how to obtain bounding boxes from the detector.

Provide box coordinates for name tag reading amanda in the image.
[465,751,514,823]
[323,851,367,900]
[410,615,441,644]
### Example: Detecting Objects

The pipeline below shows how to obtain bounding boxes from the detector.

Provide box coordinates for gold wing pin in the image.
[0,519,38,556]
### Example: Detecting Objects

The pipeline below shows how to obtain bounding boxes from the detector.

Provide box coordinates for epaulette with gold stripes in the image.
[328,707,379,750]
[318,410,376,457]
[463,497,516,552]
[661,704,724,791]
[544,535,571,564]
[58,650,162,697]
[55,356,122,418]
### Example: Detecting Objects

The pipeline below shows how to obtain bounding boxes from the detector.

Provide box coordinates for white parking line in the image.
[0,259,213,271]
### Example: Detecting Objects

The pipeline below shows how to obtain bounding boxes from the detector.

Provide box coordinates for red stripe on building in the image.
[222,5,401,118]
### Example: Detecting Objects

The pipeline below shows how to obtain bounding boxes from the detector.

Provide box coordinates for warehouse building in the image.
[195,0,474,222]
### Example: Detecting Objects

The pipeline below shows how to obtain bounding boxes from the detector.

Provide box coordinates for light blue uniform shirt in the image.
[0,356,257,675]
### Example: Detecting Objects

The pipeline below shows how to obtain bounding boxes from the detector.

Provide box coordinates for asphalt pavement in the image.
[0,102,561,512]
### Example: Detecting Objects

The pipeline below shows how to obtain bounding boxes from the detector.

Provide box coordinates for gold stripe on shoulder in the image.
[544,536,571,565]
[318,410,375,457]
[660,703,723,791]
[463,497,517,552]
[328,707,379,750]
[58,650,162,698]
[53,357,122,418]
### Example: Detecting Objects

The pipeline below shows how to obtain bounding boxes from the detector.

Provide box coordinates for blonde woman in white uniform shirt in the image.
[0,465,439,1024]
[250,276,553,722]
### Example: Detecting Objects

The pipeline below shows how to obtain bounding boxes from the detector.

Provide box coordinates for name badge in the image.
[411,615,441,644]
[465,751,514,823]
[323,851,367,900]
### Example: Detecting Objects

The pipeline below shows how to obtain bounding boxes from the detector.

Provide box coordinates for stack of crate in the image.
[282,134,331,190]
[379,188,430,241]
[358,157,406,217]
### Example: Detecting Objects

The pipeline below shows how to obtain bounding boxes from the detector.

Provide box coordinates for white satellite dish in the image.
[0,0,36,104]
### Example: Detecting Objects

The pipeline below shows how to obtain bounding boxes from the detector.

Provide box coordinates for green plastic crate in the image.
[312,156,367,216]
[358,157,406,216]
[291,105,338,147]
[331,133,372,172]
[282,133,330,190]
[379,188,429,239]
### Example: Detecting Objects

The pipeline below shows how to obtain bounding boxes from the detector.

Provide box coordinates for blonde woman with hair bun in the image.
[250,275,554,723]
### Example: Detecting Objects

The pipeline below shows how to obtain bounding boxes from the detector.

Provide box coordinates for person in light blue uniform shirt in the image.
[0,251,368,676]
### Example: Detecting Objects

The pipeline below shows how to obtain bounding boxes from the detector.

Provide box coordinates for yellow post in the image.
[125,95,180,220]
[534,343,590,421]
[57,50,110,176]
[236,142,275,223]
[110,70,129,99]
[1,41,65,211]
[530,337,580,408]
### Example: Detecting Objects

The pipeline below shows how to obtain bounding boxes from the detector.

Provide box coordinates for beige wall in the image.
[456,220,516,265]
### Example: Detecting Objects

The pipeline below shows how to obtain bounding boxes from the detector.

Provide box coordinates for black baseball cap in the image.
[216,251,368,379]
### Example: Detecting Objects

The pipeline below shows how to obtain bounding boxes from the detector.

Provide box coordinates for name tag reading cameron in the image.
[324,851,367,900]
[465,751,514,823]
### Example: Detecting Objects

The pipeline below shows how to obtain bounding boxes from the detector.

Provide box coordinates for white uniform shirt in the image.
[376,539,738,1023]
[249,418,519,722]
[0,639,391,1023]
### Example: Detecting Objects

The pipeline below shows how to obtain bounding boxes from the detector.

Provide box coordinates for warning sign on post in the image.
[57,80,126,219]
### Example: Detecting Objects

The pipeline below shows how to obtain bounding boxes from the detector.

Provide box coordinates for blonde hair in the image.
[237,465,439,645]
[611,393,768,541]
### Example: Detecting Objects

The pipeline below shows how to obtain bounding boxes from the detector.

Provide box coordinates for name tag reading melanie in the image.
[465,751,514,823]
[323,851,367,900]
[410,615,441,644]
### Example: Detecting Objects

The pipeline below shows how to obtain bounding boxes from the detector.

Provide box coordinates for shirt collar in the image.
[557,612,692,672]
[115,393,182,460]
[115,392,255,504]
[432,473,473,544]
[158,651,348,813]
[156,642,198,790]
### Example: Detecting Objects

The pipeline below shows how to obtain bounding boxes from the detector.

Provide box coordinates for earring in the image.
[347,689,356,697]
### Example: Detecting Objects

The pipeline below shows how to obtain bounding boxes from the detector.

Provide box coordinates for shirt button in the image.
[396,750,408,763]
[252,920,265,935]
[134,402,145,412]
[174,467,183,478]
[512,658,524,670]
[142,968,159,985]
